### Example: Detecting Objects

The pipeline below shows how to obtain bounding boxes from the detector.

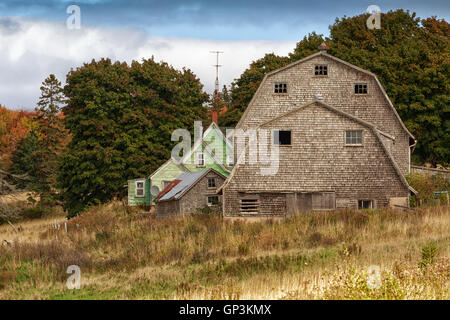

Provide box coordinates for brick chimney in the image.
[211,110,218,124]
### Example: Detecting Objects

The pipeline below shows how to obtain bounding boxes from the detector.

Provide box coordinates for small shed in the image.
[155,168,226,217]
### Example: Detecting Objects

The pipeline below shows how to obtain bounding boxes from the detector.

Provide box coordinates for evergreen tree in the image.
[10,130,39,176]
[33,74,67,205]
[59,58,209,217]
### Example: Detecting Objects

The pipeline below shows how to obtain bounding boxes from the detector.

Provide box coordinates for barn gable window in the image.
[274,83,287,94]
[207,196,220,206]
[354,83,368,94]
[345,130,363,145]
[274,130,292,145]
[135,180,145,198]
[240,198,259,214]
[314,65,328,76]
[207,177,216,188]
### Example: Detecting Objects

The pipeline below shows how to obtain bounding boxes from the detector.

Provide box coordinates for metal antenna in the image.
[210,51,223,93]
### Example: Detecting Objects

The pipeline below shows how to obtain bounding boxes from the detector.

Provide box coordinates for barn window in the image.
[314,65,328,75]
[207,196,220,206]
[274,130,292,145]
[196,152,205,167]
[358,200,373,209]
[345,130,363,145]
[207,177,216,188]
[274,83,287,94]
[240,198,259,214]
[135,180,145,198]
[354,83,368,94]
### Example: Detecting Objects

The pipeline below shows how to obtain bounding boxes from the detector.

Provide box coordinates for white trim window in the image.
[226,153,234,167]
[135,180,145,198]
[196,152,205,167]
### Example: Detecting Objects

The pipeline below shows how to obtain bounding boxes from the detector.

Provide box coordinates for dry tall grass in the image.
[0,203,448,299]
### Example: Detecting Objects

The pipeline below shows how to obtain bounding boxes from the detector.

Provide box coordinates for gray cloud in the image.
[0,17,295,110]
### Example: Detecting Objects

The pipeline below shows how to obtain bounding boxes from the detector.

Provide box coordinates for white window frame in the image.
[226,153,234,167]
[134,180,145,198]
[196,152,205,167]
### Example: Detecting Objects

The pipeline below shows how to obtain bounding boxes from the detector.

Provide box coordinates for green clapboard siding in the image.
[150,161,186,205]
[128,178,151,206]
[128,122,233,206]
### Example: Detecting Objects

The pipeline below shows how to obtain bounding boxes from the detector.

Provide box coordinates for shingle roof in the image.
[156,169,210,202]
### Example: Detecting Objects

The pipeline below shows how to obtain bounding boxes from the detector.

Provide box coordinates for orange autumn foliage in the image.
[0,105,37,167]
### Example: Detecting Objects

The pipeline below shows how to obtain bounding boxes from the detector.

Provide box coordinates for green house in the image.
[127,178,151,207]
[128,121,233,206]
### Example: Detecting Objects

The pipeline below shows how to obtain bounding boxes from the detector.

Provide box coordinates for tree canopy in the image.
[58,58,209,217]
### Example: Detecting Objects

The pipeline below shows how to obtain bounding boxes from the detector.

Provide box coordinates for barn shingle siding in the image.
[222,51,414,216]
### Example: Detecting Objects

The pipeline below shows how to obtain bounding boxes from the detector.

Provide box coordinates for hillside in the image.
[0,204,448,299]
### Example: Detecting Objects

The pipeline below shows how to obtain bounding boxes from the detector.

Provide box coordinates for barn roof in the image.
[235,51,415,142]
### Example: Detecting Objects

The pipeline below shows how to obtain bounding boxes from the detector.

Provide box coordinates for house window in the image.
[207,177,216,188]
[196,152,205,167]
[162,180,172,189]
[345,130,363,145]
[240,198,259,214]
[314,65,328,75]
[274,130,292,145]
[226,153,234,167]
[207,196,220,206]
[135,180,145,198]
[354,83,368,94]
[274,83,287,94]
[358,200,373,209]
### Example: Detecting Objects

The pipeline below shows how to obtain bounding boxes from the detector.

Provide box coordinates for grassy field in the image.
[0,203,448,299]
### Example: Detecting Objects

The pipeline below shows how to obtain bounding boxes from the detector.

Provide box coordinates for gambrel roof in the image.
[235,51,415,142]
[219,100,417,195]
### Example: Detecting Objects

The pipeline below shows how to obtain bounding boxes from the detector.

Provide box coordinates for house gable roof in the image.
[157,168,227,202]
[235,51,415,142]
[149,122,232,180]
[179,121,232,173]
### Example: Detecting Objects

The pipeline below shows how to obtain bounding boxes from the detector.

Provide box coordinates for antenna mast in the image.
[210,51,223,93]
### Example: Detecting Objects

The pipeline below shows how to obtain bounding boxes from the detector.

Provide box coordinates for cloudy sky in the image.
[0,1,449,110]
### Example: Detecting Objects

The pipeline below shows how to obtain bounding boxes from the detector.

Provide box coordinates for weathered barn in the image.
[220,45,417,217]
[155,168,226,217]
